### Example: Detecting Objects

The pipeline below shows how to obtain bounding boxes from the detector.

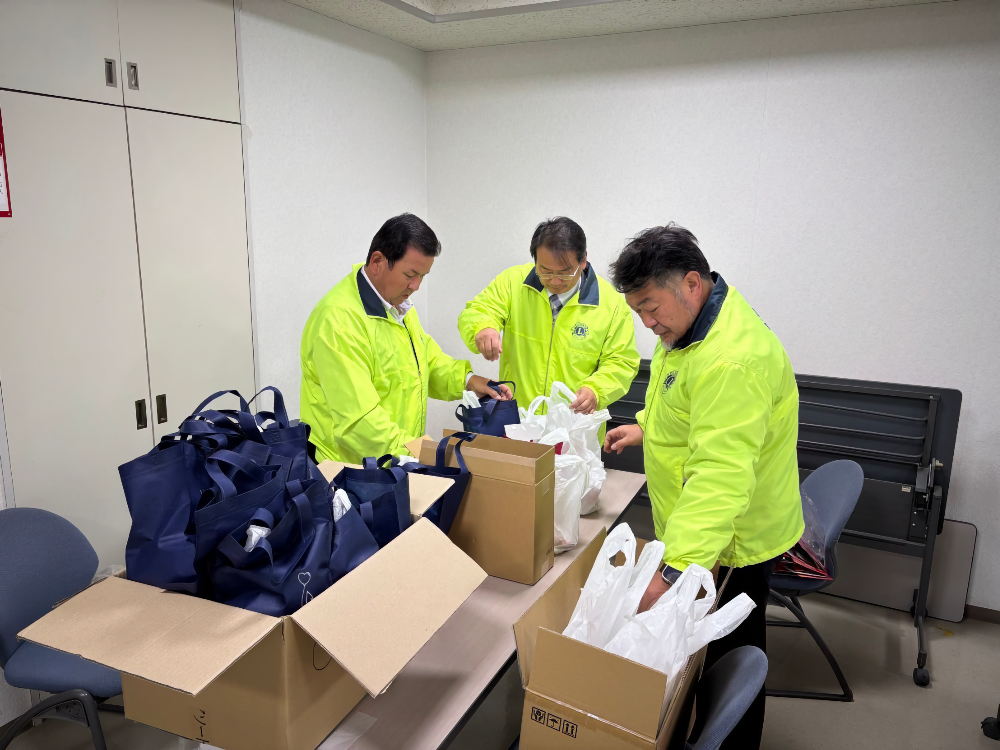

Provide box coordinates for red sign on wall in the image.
[0,105,11,217]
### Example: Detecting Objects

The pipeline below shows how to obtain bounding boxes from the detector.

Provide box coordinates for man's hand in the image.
[569,386,597,414]
[474,328,502,361]
[603,423,644,454]
[468,375,512,401]
[637,573,671,614]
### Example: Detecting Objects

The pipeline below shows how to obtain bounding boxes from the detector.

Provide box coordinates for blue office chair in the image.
[686,646,768,750]
[0,508,123,750]
[766,459,864,702]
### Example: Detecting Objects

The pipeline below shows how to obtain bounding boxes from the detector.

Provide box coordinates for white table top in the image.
[332,469,648,750]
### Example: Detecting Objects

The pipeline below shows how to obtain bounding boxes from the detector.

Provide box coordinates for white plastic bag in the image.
[540,382,610,514]
[603,564,755,682]
[613,539,666,640]
[562,524,637,647]
[519,394,550,431]
[505,422,543,442]
[541,429,589,552]
[331,488,353,522]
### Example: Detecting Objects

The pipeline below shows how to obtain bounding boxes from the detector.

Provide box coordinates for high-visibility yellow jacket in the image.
[457,263,640,417]
[636,274,804,571]
[300,264,471,464]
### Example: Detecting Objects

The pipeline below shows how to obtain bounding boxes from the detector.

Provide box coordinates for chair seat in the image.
[3,641,121,698]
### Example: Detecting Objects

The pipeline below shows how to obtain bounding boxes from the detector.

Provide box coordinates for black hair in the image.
[529,217,587,264]
[609,223,711,295]
[366,213,441,267]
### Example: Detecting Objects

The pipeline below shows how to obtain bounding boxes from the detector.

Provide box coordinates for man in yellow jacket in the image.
[458,217,639,421]
[300,214,508,464]
[604,223,803,750]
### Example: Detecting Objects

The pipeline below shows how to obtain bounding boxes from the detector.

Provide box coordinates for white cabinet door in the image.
[0,0,123,105]
[126,108,255,440]
[0,91,152,567]
[117,0,240,122]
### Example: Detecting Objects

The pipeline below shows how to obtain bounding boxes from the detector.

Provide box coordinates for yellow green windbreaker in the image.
[300,264,470,464]
[458,263,639,417]
[637,274,804,571]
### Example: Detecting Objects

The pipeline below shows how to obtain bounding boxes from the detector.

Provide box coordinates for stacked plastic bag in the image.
[562,524,756,688]
[506,381,610,553]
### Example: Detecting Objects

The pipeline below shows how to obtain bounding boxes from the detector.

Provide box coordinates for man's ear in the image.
[368,251,385,276]
[684,270,702,296]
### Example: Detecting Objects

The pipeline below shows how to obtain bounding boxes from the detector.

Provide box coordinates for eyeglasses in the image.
[536,264,580,281]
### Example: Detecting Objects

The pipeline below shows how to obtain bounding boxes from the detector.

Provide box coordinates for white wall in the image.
[423,0,1000,608]
[239,0,428,417]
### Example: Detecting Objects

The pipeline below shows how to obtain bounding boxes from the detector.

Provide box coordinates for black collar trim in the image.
[523,264,600,306]
[674,273,728,350]
[357,267,388,319]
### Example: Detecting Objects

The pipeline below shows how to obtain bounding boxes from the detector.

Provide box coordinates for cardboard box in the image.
[513,530,720,750]
[19,518,487,750]
[420,430,556,585]
[318,458,456,526]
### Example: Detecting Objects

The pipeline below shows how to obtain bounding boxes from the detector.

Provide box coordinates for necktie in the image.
[549,293,563,321]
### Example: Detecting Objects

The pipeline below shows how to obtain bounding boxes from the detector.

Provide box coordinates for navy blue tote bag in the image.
[329,494,379,583]
[209,478,334,615]
[120,389,260,593]
[249,387,318,482]
[333,461,411,549]
[399,433,475,535]
[193,449,290,590]
[120,440,209,593]
[455,381,520,437]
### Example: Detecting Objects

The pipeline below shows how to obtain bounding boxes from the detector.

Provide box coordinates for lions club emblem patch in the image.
[662,370,679,394]
[572,323,589,339]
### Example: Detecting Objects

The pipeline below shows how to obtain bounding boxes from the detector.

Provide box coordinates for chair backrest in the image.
[800,460,864,579]
[0,508,99,667]
[687,646,768,750]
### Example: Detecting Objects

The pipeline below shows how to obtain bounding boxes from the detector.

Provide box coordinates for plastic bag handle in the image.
[550,381,577,404]
[525,395,549,417]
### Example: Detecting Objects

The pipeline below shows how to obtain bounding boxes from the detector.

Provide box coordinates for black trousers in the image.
[695,558,776,750]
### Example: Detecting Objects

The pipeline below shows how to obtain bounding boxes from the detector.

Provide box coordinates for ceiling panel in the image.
[286,0,952,51]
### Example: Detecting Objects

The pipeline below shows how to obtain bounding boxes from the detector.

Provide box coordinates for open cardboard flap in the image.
[290,518,487,697]
[318,460,455,519]
[18,576,278,696]
[404,435,432,458]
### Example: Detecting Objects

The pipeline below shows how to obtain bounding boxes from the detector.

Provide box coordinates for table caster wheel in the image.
[913,668,930,687]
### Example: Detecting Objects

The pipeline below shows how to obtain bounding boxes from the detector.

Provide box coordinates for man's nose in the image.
[640,312,656,329]
[409,277,422,291]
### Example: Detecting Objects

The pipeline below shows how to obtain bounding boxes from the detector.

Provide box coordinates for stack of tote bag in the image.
[118,387,378,616]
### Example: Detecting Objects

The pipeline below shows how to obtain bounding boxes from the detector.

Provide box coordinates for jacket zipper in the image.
[543,311,557,397]
[402,317,426,424]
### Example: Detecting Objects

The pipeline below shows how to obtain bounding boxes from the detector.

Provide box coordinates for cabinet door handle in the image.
[156,394,168,425]
[104,58,117,88]
[135,399,148,430]
[127,62,140,91]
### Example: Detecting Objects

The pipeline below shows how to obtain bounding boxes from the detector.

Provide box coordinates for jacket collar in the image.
[523,263,600,306]
[356,267,387,319]
[674,272,728,350]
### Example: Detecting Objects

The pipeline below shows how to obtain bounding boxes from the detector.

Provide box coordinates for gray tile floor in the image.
[8,596,1000,750]
[765,594,1000,749]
